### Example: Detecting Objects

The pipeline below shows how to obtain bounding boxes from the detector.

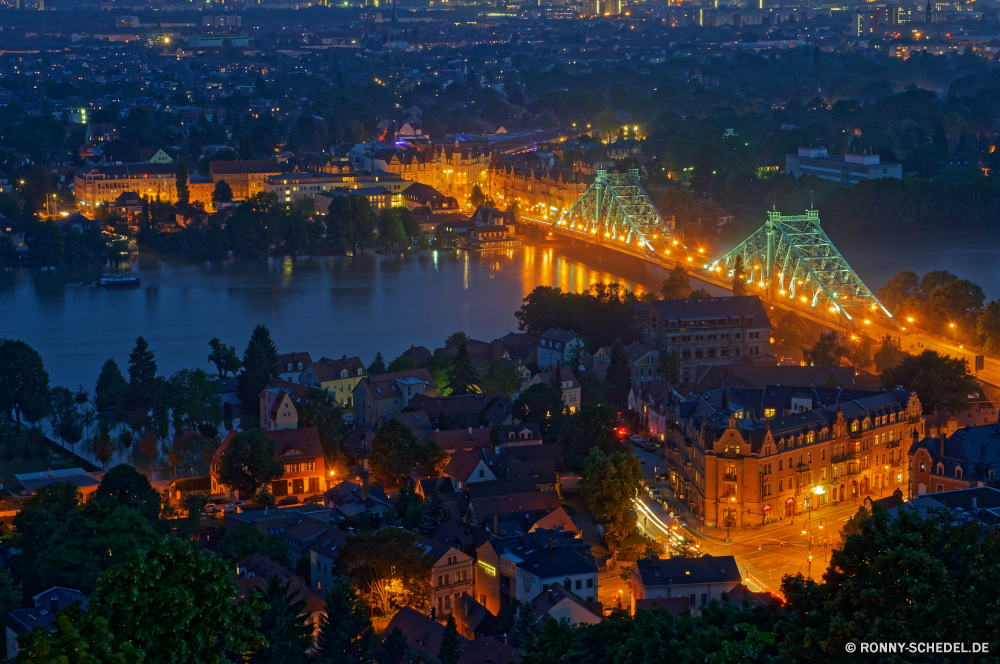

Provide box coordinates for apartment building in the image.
[642,296,773,382]
[74,163,177,209]
[661,385,923,528]
[209,159,284,200]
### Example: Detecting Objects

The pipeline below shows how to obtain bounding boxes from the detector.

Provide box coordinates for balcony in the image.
[849,430,862,440]
[831,451,860,464]
[723,473,738,482]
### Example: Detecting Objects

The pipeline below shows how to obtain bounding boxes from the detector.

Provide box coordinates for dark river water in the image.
[2,228,996,391]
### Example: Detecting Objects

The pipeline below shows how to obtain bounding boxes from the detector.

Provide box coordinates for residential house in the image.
[528,583,604,626]
[14,468,103,503]
[384,607,467,659]
[0,216,27,258]
[6,588,89,661]
[425,537,476,617]
[235,553,325,644]
[139,148,174,163]
[910,422,1000,496]
[353,368,438,428]
[641,296,773,383]
[108,191,145,226]
[923,407,999,439]
[594,342,660,386]
[453,593,498,639]
[444,449,498,490]
[526,368,581,413]
[300,355,367,407]
[212,427,328,501]
[630,555,741,614]
[536,329,586,370]
[409,392,513,430]
[629,380,680,442]
[475,528,599,614]
[222,505,337,534]
[277,352,313,383]
[260,387,301,431]
[308,526,352,595]
[323,478,394,522]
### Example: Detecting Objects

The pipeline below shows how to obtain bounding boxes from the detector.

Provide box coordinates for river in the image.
[2,227,996,392]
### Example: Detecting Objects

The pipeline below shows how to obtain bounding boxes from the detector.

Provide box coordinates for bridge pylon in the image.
[704,209,891,323]
[553,168,684,255]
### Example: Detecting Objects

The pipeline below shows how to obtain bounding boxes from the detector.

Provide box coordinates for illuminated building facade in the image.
[655,386,923,529]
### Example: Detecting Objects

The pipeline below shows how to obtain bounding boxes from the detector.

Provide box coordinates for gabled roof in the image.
[634,554,741,589]
[235,553,326,615]
[646,296,770,327]
[410,391,506,418]
[529,582,603,624]
[384,607,468,658]
[308,355,366,382]
[457,637,522,664]
[444,449,489,484]
[269,426,323,458]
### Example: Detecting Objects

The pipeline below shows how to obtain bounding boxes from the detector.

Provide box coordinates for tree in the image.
[779,505,1000,663]
[176,160,189,206]
[771,310,808,351]
[335,528,431,615]
[558,404,618,473]
[604,340,633,407]
[208,338,242,378]
[94,358,129,413]
[843,333,875,371]
[250,575,313,664]
[470,184,486,209]
[52,391,84,453]
[660,265,692,300]
[218,523,292,568]
[34,498,160,594]
[418,491,452,535]
[521,616,574,664]
[511,602,538,649]
[446,341,480,396]
[417,439,449,477]
[805,331,846,367]
[479,360,520,396]
[126,336,157,412]
[873,334,907,373]
[658,350,681,384]
[877,270,920,314]
[880,350,979,413]
[298,387,349,460]
[377,208,407,246]
[730,254,748,296]
[218,429,284,500]
[212,179,233,205]
[513,384,565,442]
[368,352,387,376]
[237,325,280,414]
[0,339,49,424]
[368,418,420,483]
[96,464,162,524]
[14,605,144,664]
[95,537,265,664]
[445,332,469,348]
[438,616,462,664]
[316,579,378,664]
[977,300,1000,353]
[579,448,642,550]
[0,565,22,629]
[92,421,117,470]
[377,627,410,664]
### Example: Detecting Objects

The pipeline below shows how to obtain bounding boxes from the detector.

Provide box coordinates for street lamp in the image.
[725,495,735,542]
[802,521,812,553]
[950,322,956,343]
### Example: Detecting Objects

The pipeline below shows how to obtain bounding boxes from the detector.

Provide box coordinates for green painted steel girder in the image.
[554,169,680,251]
[704,209,891,322]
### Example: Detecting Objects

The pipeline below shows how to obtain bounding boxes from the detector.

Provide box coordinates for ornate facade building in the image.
[483,159,592,221]
[634,383,924,528]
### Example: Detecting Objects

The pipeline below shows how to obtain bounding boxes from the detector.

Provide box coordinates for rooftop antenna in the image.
[810,189,814,210]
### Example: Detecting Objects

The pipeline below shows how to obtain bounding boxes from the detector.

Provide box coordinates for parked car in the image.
[629,435,644,444]
[651,491,662,501]
[278,496,299,506]
[222,505,238,515]
[205,504,220,514]
[677,518,689,528]
[230,500,245,509]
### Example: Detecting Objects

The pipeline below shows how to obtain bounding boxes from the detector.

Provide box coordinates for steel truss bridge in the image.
[540,174,890,326]
[554,169,687,258]
[703,209,891,322]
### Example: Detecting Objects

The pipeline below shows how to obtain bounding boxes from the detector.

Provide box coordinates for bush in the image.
[171,476,211,493]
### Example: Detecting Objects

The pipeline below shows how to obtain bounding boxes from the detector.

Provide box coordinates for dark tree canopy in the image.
[217,429,284,499]
[880,350,980,413]
[95,464,162,524]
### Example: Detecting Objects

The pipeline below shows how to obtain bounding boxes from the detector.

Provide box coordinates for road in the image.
[627,439,868,600]
[523,216,1000,388]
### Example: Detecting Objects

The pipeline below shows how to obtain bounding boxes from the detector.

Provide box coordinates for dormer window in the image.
[937,463,944,475]
[287,363,293,371]
[358,369,363,376]
[297,362,303,371]
[956,466,963,479]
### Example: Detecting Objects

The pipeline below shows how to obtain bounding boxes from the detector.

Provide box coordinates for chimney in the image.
[468,427,473,434]
[50,597,58,613]
[547,539,553,551]
[721,391,729,410]
[547,588,553,601]
[940,435,946,458]
[362,471,370,501]
[493,514,498,532]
